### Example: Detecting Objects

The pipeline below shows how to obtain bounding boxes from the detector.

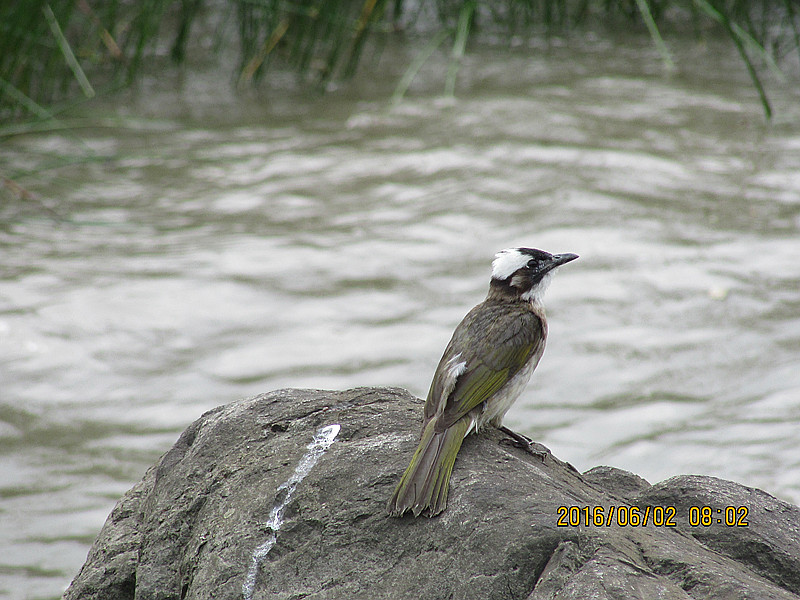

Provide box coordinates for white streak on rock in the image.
[242,423,341,600]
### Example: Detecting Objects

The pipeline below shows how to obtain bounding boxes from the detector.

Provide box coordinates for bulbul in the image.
[388,247,578,517]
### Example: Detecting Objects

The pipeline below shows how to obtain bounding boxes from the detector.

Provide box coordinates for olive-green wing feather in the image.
[426,302,545,431]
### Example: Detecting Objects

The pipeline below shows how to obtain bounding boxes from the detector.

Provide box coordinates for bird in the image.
[387,247,578,517]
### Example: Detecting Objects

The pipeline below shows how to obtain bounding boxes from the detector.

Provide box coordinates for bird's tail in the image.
[387,416,472,517]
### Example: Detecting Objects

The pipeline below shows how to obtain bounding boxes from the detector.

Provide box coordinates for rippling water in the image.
[1,35,799,598]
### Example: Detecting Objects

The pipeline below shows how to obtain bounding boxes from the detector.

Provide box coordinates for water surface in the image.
[1,35,799,599]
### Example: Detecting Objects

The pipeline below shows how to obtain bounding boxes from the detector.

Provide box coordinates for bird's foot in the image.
[498,426,550,462]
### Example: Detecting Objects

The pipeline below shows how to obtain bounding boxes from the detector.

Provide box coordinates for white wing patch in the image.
[492,248,529,280]
[440,353,466,406]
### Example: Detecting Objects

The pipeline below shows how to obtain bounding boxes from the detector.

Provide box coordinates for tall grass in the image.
[1,0,799,122]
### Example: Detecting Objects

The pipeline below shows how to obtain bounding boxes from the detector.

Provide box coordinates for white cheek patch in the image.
[510,273,527,289]
[492,248,529,280]
[521,271,553,304]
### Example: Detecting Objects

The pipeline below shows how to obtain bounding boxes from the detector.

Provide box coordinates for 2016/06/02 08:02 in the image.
[556,505,750,528]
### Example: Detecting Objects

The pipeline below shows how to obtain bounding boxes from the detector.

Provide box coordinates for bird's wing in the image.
[425,304,545,431]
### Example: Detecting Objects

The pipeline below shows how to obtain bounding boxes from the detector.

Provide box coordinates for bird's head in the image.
[490,247,578,304]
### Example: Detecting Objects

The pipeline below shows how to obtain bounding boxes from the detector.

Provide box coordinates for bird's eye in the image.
[527,259,538,269]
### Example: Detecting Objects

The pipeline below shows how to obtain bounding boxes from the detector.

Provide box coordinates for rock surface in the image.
[65,387,800,600]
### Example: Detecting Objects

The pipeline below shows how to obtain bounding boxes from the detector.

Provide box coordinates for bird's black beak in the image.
[543,253,579,274]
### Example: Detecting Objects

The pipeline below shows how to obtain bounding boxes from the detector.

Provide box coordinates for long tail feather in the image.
[387,416,472,517]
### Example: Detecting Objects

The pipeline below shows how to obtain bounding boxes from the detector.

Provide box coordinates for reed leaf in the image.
[0,77,55,121]
[690,0,777,119]
[43,3,95,98]
[445,0,475,97]
[633,0,675,71]
[392,29,450,103]
[1,0,798,120]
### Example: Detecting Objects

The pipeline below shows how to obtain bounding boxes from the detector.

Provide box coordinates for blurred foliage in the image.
[1,0,799,122]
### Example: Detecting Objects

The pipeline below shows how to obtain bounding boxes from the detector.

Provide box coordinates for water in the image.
[2,34,800,599]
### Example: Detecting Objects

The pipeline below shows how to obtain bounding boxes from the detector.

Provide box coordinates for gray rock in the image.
[636,475,800,596]
[65,387,800,600]
[583,465,652,500]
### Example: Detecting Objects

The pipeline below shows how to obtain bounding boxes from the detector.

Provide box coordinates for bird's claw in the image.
[498,426,550,462]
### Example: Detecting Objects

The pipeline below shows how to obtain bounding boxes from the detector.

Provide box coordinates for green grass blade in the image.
[0,77,55,120]
[691,0,785,80]
[43,3,95,98]
[391,29,449,104]
[783,0,800,67]
[633,0,675,71]
[691,0,773,119]
[445,0,476,97]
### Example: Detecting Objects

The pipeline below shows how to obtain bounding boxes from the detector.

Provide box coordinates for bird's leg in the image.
[498,426,549,461]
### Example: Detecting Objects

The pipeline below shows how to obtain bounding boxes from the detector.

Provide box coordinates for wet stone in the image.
[65,387,800,600]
